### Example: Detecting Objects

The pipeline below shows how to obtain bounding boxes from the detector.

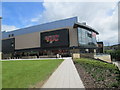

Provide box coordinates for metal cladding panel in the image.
[41,29,69,48]
[69,28,78,47]
[15,32,40,50]
[2,17,77,39]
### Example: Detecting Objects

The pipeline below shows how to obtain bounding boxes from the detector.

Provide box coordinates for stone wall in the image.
[80,53,95,58]
[72,53,80,59]
[94,54,111,63]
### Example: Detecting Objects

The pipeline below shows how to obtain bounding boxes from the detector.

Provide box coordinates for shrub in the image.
[75,58,120,88]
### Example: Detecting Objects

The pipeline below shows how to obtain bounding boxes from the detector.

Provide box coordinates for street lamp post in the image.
[0,17,2,60]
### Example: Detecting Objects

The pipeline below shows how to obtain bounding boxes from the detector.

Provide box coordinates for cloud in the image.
[9,1,117,46]
[31,16,41,22]
[33,1,118,45]
[91,3,118,45]
[2,25,19,32]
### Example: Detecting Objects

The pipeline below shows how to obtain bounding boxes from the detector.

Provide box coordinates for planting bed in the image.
[74,58,120,89]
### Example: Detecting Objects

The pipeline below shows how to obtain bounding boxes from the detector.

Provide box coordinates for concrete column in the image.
[94,49,96,53]
[94,49,96,56]
[0,16,2,90]
[0,17,2,60]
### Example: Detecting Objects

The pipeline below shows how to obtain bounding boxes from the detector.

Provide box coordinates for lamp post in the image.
[0,17,2,60]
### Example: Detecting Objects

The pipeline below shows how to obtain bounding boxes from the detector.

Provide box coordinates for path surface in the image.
[1,57,69,61]
[42,58,85,88]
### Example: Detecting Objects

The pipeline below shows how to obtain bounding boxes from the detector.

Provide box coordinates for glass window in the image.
[78,27,97,47]
[8,34,11,37]
[11,34,14,37]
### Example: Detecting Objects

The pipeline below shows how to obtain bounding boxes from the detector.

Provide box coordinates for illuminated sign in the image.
[45,35,59,43]
[41,29,69,47]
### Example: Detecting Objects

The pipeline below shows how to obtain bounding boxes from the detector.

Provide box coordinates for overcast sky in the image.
[1,0,119,46]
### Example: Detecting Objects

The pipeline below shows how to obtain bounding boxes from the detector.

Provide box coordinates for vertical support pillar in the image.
[94,49,96,57]
[0,17,2,60]
[0,16,2,90]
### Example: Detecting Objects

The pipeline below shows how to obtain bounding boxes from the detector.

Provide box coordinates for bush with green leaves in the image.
[105,50,120,61]
[75,58,120,88]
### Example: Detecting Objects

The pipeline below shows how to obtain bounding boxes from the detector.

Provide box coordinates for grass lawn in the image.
[2,59,63,88]
[75,58,120,88]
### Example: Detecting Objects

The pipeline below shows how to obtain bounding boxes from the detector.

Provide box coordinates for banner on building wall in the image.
[41,29,69,48]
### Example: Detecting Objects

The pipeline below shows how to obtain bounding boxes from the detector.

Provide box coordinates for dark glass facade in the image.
[2,38,15,54]
[41,29,69,48]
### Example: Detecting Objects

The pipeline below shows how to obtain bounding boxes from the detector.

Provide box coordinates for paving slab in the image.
[42,58,85,88]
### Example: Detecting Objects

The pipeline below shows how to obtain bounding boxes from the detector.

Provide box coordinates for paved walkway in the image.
[42,58,85,88]
[1,57,70,61]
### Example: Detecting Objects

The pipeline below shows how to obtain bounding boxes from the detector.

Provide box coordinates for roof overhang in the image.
[74,22,99,34]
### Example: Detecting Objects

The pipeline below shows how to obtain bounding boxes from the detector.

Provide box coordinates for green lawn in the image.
[75,58,120,88]
[2,59,63,88]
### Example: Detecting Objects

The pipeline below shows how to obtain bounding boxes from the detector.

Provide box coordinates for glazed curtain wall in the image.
[78,27,97,47]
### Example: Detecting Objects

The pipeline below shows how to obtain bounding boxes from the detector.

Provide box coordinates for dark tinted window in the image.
[2,38,15,53]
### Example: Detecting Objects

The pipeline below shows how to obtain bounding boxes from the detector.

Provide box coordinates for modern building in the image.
[2,17,99,59]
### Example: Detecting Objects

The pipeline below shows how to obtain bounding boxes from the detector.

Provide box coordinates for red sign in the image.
[45,35,59,43]
[92,32,96,37]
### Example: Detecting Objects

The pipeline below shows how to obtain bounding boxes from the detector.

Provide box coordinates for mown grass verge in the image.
[2,59,63,88]
[75,58,120,88]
